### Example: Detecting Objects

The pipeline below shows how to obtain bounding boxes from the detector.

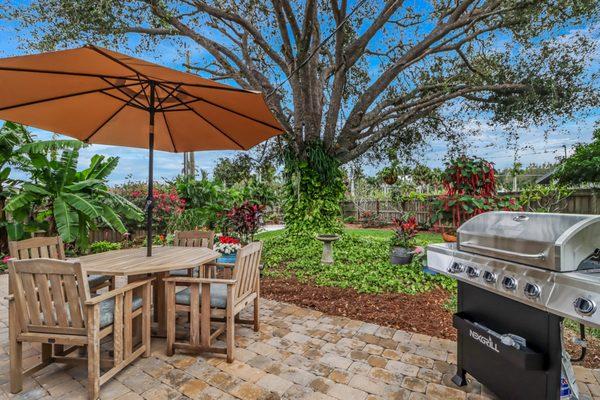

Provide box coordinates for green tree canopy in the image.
[555,127,600,185]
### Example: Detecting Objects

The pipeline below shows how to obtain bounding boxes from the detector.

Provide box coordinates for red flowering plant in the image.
[390,214,418,249]
[226,201,265,244]
[431,156,521,232]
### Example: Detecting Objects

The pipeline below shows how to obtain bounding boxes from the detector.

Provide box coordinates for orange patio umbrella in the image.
[0,45,284,255]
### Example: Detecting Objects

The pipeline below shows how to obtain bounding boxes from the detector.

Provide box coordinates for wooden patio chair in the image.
[7,258,153,400]
[8,236,115,293]
[164,241,262,362]
[169,230,215,278]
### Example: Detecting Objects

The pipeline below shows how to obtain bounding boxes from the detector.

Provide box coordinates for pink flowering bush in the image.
[112,181,185,235]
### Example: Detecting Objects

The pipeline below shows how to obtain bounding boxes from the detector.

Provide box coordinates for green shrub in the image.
[261,231,455,294]
[343,216,356,223]
[90,241,122,254]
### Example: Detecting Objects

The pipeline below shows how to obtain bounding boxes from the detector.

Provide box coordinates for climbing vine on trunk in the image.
[283,142,345,236]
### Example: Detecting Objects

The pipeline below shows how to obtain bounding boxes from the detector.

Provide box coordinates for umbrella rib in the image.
[86,45,149,80]
[157,84,182,108]
[0,66,138,81]
[159,97,201,111]
[165,81,255,94]
[98,91,147,111]
[161,82,283,132]
[161,85,244,150]
[0,82,142,112]
[100,77,148,109]
[85,84,149,142]
[161,111,178,152]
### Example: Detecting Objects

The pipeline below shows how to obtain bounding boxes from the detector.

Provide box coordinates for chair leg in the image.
[226,307,235,363]
[9,336,22,393]
[253,297,260,332]
[142,282,152,357]
[87,306,101,400]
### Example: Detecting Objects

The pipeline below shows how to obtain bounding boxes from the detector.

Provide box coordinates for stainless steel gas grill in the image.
[427,211,600,400]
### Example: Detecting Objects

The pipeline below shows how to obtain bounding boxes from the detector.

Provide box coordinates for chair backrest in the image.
[8,236,65,260]
[173,230,214,249]
[231,242,262,301]
[8,258,90,335]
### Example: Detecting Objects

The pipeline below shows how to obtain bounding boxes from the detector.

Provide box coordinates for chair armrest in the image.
[207,262,235,268]
[162,276,237,285]
[85,277,154,305]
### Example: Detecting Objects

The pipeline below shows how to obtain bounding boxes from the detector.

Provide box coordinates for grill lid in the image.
[457,211,600,271]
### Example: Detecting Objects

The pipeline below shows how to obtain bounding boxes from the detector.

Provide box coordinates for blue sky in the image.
[1,4,599,184]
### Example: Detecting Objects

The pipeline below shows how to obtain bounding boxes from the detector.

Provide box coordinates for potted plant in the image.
[390,214,418,265]
[381,166,398,185]
[214,235,242,263]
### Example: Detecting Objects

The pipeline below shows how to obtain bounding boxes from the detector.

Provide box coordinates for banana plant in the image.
[0,122,33,250]
[6,141,143,251]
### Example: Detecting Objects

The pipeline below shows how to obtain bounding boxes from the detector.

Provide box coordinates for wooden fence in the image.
[89,229,146,244]
[342,189,600,225]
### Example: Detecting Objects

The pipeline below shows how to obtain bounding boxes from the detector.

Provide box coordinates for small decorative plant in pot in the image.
[214,235,242,263]
[390,214,418,265]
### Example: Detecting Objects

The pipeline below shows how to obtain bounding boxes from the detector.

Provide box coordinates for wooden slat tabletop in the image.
[77,246,221,276]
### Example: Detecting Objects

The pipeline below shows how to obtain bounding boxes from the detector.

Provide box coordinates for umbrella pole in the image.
[146,81,156,257]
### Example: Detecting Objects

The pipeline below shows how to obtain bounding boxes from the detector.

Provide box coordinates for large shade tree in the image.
[4,0,600,233]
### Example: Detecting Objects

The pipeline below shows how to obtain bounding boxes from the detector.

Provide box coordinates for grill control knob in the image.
[448,262,464,274]
[482,271,497,284]
[524,283,541,298]
[466,266,480,278]
[574,297,597,316]
[502,276,517,291]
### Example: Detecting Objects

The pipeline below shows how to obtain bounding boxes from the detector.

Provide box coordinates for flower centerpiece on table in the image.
[390,214,418,265]
[214,235,242,255]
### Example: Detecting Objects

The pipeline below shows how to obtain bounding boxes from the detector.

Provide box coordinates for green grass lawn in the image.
[258,227,451,294]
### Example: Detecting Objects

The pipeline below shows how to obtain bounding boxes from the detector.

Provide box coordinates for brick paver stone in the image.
[0,274,598,400]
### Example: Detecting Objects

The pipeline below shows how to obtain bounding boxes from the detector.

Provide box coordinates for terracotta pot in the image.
[442,232,457,243]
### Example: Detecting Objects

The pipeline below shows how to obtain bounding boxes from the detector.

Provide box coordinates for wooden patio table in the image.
[77,246,220,337]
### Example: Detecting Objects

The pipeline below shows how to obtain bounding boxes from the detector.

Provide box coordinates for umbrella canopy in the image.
[0,45,284,255]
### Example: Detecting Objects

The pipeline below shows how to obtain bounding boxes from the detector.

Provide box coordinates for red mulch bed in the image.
[262,276,456,340]
[261,276,600,369]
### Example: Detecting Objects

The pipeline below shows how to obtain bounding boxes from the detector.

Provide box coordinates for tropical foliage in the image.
[5,141,143,251]
[555,127,600,185]
[0,122,32,252]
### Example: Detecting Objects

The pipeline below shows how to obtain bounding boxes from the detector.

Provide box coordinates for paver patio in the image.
[0,274,599,400]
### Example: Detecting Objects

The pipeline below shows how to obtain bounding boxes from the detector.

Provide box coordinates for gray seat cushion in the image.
[99,296,144,328]
[175,284,228,309]
[169,268,198,277]
[88,274,111,288]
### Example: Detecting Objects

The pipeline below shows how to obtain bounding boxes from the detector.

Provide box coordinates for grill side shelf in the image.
[453,313,546,371]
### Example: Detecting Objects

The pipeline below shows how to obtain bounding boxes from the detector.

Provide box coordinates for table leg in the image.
[155,272,167,337]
